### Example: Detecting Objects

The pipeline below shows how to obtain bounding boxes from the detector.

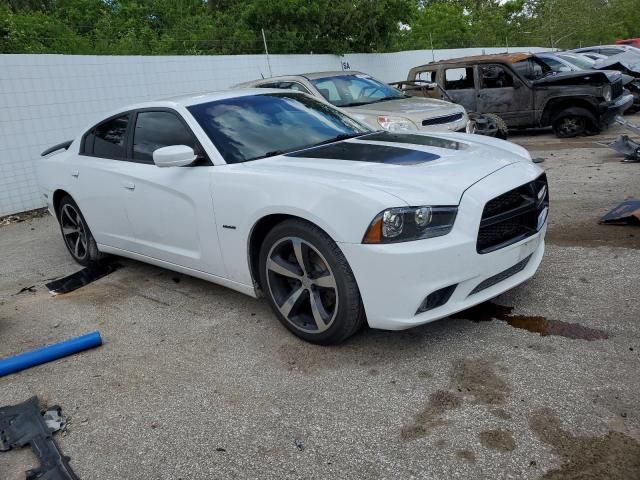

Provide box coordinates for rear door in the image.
[70,113,136,250]
[117,109,225,275]
[440,65,477,112]
[476,63,534,126]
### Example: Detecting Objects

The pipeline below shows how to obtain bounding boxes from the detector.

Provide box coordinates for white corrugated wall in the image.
[0,47,549,216]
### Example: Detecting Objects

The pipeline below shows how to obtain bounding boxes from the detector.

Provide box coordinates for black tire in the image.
[484,113,509,140]
[57,195,103,266]
[258,219,366,345]
[552,108,596,138]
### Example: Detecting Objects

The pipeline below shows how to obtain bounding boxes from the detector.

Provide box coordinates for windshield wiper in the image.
[344,96,405,107]
[310,132,370,147]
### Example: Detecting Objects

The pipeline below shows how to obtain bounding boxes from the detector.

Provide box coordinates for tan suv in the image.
[236,71,469,133]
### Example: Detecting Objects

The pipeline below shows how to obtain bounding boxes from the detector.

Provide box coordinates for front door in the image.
[118,109,225,276]
[476,64,534,126]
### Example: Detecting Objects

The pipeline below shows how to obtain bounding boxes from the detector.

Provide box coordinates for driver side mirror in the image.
[153,145,196,168]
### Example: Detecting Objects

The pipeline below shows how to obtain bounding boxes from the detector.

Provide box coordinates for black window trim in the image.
[80,107,212,166]
[80,111,133,160]
[128,107,212,166]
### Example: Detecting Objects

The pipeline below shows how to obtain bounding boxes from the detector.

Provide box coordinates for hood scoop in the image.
[287,140,440,165]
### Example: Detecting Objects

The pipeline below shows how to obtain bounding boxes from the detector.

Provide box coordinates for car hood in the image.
[242,132,530,206]
[533,69,618,85]
[595,52,640,76]
[344,96,465,121]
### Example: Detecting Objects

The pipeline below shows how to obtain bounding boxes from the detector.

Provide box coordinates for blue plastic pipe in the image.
[0,331,102,377]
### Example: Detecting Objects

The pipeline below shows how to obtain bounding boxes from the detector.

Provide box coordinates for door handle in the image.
[123,182,135,190]
[71,170,79,178]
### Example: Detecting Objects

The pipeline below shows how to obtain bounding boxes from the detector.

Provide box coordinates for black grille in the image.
[477,174,548,254]
[422,113,463,126]
[612,79,623,100]
[469,255,532,295]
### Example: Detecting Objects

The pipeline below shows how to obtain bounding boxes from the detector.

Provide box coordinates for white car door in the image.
[69,113,136,251]
[117,109,225,276]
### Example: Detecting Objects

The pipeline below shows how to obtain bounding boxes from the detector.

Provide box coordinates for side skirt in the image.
[97,244,258,298]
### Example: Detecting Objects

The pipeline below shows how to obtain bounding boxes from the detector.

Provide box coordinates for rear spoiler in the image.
[41,140,72,157]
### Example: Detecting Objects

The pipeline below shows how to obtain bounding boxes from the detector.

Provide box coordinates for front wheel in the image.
[258,219,366,345]
[57,195,103,266]
[552,108,597,138]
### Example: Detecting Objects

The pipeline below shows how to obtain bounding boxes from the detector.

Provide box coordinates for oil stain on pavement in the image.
[452,358,510,405]
[530,408,640,479]
[401,390,462,440]
[479,429,516,452]
[452,302,609,340]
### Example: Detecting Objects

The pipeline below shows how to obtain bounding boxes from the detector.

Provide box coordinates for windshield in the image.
[558,54,595,70]
[311,74,406,107]
[187,93,370,164]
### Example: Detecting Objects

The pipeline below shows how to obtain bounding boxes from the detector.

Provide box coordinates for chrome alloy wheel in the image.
[60,204,88,261]
[265,237,339,334]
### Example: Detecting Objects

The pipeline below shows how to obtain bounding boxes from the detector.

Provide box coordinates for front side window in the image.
[444,68,474,90]
[312,74,405,107]
[187,93,370,164]
[513,59,544,80]
[480,65,515,88]
[133,111,196,163]
[92,115,129,159]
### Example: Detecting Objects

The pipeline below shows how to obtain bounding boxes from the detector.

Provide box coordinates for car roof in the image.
[87,88,300,129]
[240,71,367,84]
[412,52,530,69]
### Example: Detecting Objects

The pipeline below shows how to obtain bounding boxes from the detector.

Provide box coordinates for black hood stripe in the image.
[286,141,440,165]
[360,131,467,150]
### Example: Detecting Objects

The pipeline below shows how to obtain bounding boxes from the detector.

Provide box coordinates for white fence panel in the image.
[0,47,548,216]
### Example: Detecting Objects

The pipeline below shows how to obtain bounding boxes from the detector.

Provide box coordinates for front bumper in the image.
[339,161,546,330]
[599,93,634,125]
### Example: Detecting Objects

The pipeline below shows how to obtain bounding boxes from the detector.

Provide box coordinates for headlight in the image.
[377,115,418,132]
[363,206,458,243]
[602,84,612,102]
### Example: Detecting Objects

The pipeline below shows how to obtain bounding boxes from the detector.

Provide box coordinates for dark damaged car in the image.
[402,53,633,138]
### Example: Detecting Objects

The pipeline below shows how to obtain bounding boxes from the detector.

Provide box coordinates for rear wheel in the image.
[258,219,366,344]
[58,195,103,266]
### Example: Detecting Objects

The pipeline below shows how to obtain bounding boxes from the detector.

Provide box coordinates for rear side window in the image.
[416,70,436,82]
[92,115,129,159]
[445,68,474,90]
[133,111,196,163]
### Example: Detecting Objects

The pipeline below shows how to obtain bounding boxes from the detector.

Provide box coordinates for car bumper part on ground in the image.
[600,93,634,125]
[339,161,546,330]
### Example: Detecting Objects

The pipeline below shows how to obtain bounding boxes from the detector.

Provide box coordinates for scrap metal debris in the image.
[600,116,640,162]
[599,200,640,226]
[15,285,37,295]
[46,262,122,295]
[0,397,79,479]
[0,207,49,226]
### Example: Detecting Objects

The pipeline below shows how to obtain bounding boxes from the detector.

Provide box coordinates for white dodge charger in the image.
[37,90,548,344]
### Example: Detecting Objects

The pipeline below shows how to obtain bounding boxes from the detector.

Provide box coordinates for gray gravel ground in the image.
[1,117,639,480]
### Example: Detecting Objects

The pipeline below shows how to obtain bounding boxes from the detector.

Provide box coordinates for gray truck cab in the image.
[404,53,633,137]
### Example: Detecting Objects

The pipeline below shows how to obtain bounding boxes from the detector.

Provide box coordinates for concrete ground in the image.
[1,116,639,480]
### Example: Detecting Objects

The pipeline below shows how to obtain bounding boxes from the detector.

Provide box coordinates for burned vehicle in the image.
[592,52,640,112]
[401,53,633,138]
